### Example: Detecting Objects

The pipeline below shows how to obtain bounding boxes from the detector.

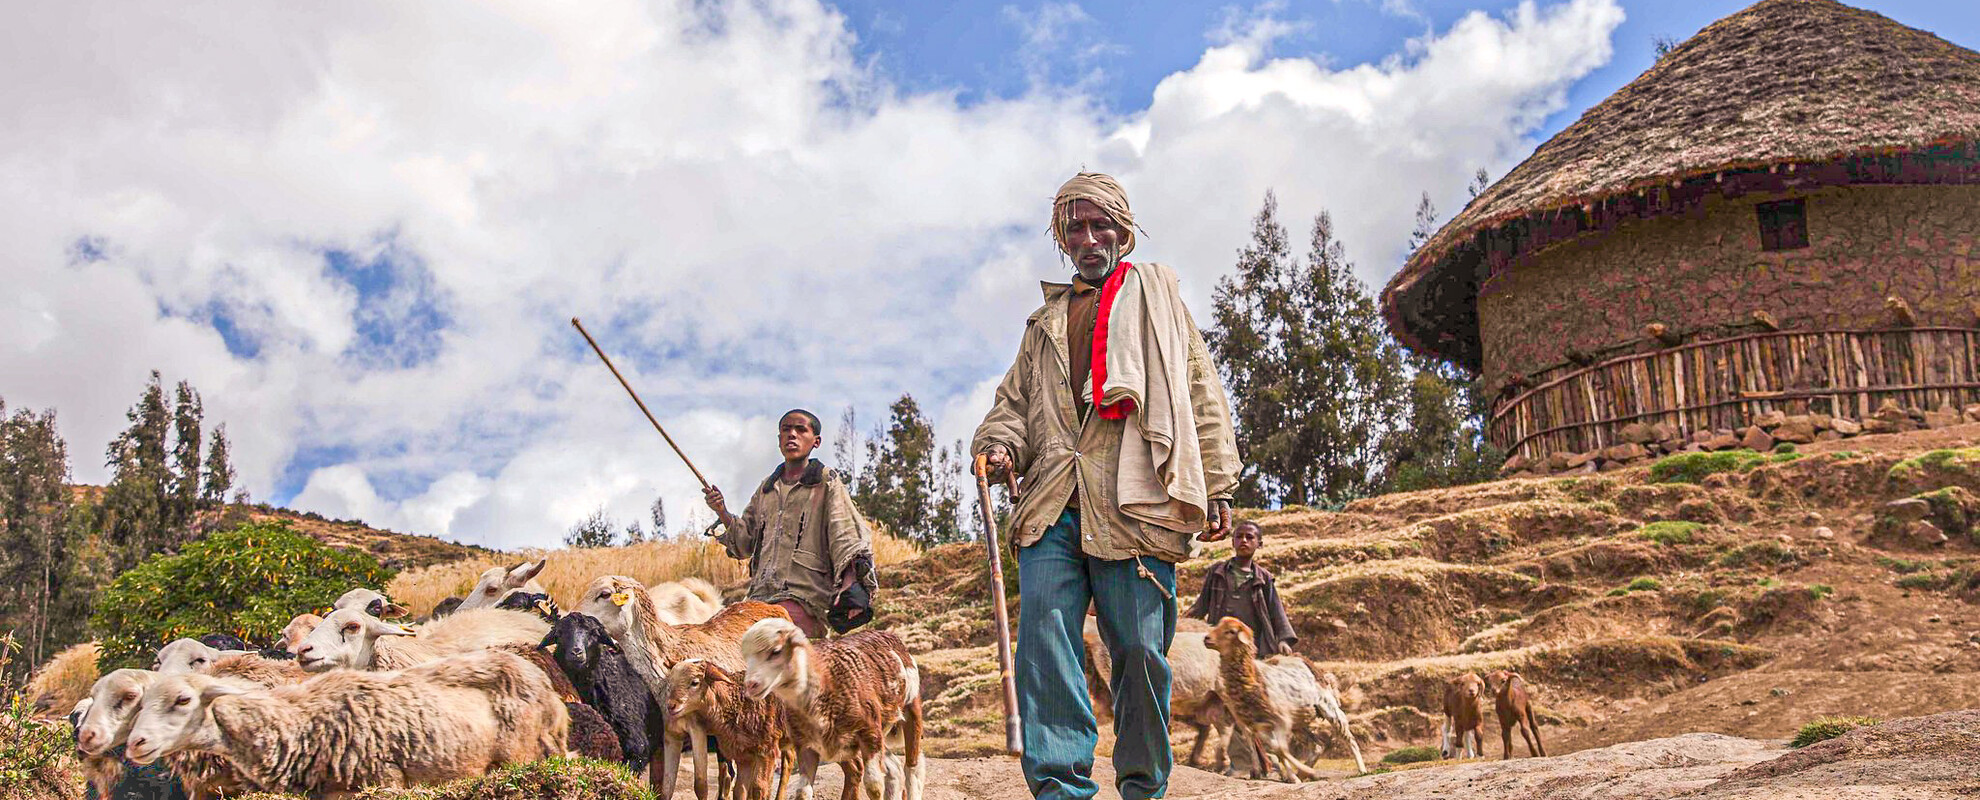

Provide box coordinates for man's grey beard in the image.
[1074,243,1122,283]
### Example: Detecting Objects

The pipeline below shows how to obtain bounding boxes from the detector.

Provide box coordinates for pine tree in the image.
[854,394,964,548]
[648,495,667,540]
[170,380,204,525]
[621,520,646,545]
[832,406,864,490]
[202,424,235,508]
[1207,193,1408,507]
[103,372,173,568]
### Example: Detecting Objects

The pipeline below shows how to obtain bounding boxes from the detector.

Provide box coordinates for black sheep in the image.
[541,612,663,776]
[495,590,563,623]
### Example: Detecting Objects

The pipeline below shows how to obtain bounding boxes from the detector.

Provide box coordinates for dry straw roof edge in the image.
[1382,0,1980,366]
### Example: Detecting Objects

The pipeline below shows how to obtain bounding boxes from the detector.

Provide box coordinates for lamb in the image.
[541,612,663,775]
[279,613,322,654]
[334,587,411,619]
[124,648,569,797]
[1083,615,1232,770]
[649,577,723,625]
[667,658,790,800]
[575,575,787,795]
[1203,617,1366,782]
[293,605,549,672]
[74,670,158,799]
[1441,672,1489,760]
[494,590,563,623]
[1488,669,1545,759]
[740,618,923,800]
[457,558,549,611]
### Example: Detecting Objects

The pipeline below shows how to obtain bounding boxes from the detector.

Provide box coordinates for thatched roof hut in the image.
[1382,0,1980,466]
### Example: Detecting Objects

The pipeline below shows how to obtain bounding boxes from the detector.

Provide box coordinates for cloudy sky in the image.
[5,0,1976,550]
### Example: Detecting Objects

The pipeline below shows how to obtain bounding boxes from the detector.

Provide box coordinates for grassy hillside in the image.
[890,423,1980,761]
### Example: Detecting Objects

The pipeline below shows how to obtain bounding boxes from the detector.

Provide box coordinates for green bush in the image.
[1876,556,1933,575]
[1888,448,1980,481]
[1808,584,1833,600]
[1626,577,1664,592]
[1895,572,1945,590]
[1773,442,1798,454]
[91,521,395,671]
[1790,716,1876,748]
[1639,521,1703,546]
[1648,450,1800,484]
[1380,745,1440,765]
[1718,541,1804,569]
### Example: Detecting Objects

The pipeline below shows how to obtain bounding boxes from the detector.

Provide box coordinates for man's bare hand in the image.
[1278,642,1295,656]
[1195,499,1234,542]
[980,444,1014,481]
[702,486,731,535]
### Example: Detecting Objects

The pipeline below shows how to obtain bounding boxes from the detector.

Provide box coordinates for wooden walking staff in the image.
[973,453,1024,756]
[571,316,716,489]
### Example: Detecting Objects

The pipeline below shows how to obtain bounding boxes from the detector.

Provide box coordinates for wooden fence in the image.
[1488,327,1980,460]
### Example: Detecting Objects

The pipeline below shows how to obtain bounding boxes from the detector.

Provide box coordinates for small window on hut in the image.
[1755,198,1808,252]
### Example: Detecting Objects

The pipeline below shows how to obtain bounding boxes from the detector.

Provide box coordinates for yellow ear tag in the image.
[610,592,631,607]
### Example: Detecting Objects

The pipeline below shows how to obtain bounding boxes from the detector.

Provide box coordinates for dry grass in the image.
[22,641,98,720]
[388,530,920,616]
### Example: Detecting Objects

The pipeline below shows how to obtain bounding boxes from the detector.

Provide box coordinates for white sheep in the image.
[456,558,548,611]
[649,577,723,625]
[153,639,251,676]
[73,670,156,800]
[124,648,569,797]
[279,613,322,654]
[334,587,410,619]
[293,606,548,672]
[1084,615,1231,769]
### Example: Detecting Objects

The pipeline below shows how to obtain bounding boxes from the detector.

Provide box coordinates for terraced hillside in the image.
[879,423,1980,763]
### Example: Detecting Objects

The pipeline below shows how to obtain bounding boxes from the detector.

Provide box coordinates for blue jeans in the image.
[1017,509,1177,800]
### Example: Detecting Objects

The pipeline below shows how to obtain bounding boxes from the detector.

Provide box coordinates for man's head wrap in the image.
[1051,172,1138,259]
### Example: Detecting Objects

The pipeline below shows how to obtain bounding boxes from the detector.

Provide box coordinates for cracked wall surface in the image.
[1477,184,1980,393]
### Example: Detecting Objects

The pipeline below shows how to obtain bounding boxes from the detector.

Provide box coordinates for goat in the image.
[740,618,923,800]
[1204,617,1365,782]
[125,648,567,796]
[667,658,791,800]
[1488,669,1545,759]
[576,575,787,796]
[458,558,549,611]
[1441,672,1488,759]
[293,606,548,672]
[541,612,662,776]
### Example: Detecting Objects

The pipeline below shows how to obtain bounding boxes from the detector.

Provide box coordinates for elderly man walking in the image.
[973,172,1241,800]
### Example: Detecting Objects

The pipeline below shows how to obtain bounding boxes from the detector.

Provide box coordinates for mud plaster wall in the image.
[1476,184,1980,392]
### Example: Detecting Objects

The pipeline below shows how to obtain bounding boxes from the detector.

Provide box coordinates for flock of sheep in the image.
[56,556,1547,799]
[66,559,922,800]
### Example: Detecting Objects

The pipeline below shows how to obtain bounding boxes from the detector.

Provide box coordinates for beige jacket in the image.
[718,460,876,622]
[972,267,1241,563]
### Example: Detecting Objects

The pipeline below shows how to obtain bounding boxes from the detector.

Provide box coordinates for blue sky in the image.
[6,0,1975,549]
[836,1,1980,136]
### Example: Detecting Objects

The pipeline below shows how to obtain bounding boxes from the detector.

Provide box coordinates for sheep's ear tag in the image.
[610,592,631,607]
[535,599,555,617]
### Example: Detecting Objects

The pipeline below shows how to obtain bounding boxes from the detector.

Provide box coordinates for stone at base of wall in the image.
[1502,401,1977,478]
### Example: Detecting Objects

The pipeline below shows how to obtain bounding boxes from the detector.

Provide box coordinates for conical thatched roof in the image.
[1383,0,1980,370]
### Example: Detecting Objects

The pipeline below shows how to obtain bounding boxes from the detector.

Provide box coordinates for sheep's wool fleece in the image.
[206,649,566,794]
[1052,172,1137,257]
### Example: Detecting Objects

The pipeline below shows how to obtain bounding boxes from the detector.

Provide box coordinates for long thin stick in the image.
[974,454,1023,756]
[571,317,710,489]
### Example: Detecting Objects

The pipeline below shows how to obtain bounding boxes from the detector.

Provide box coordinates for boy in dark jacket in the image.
[1186,520,1296,656]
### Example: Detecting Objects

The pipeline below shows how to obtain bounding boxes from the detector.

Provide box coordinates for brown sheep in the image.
[1441,673,1488,759]
[666,658,790,800]
[576,575,788,794]
[1489,669,1545,759]
[740,618,923,800]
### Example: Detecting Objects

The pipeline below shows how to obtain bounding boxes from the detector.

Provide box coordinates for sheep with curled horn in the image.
[458,558,549,611]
